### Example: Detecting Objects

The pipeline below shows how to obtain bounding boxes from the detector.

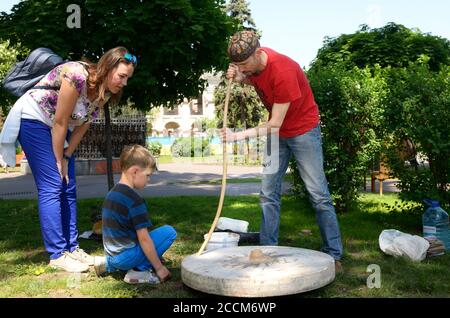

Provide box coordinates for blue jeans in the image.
[259,125,343,260]
[18,119,78,260]
[106,225,177,272]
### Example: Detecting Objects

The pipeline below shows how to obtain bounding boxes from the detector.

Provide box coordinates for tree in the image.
[0,0,235,189]
[226,0,256,31]
[0,40,25,123]
[313,22,450,72]
[0,0,235,108]
[214,0,266,163]
[299,22,450,210]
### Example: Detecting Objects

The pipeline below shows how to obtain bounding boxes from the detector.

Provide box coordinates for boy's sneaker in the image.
[93,256,106,276]
[69,247,94,265]
[124,269,160,284]
[49,252,90,273]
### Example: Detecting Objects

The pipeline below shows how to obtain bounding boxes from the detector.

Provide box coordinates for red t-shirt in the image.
[249,47,319,138]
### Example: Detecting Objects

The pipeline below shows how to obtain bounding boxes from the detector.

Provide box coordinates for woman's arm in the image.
[52,79,79,179]
[64,122,90,158]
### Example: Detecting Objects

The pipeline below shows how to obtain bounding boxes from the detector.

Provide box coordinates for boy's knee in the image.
[161,225,177,240]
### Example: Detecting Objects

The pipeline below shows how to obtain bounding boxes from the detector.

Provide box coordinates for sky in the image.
[1,0,450,68]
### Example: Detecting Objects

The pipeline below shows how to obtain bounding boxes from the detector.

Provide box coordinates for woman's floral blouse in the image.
[29,62,110,126]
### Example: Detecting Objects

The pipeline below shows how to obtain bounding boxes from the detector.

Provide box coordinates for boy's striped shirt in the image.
[102,183,152,256]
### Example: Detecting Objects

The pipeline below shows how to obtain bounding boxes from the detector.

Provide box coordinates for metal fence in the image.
[75,116,147,159]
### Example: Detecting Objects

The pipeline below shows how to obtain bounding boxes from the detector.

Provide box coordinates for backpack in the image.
[1,47,65,97]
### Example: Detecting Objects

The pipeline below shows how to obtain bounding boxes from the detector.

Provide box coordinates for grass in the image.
[0,166,21,174]
[0,193,449,298]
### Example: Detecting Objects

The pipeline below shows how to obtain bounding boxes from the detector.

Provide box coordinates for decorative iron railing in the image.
[75,116,147,159]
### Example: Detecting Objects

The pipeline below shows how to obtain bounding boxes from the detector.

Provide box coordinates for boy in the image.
[94,144,176,284]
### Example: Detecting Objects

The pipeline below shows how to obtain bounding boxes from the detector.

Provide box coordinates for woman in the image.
[17,47,136,272]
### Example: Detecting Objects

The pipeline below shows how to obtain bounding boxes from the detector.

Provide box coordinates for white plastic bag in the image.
[379,229,430,262]
[216,217,249,233]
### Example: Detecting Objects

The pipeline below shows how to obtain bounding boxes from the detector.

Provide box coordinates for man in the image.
[222,30,343,270]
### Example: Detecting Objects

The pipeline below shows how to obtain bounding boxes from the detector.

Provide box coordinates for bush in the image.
[289,64,386,212]
[382,62,450,207]
[171,137,211,157]
[147,141,162,157]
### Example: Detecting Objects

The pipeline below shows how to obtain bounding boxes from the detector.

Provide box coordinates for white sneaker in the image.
[69,247,94,265]
[124,269,160,284]
[49,252,90,273]
[93,256,106,276]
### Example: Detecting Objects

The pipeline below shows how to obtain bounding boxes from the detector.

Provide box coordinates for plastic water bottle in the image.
[422,199,450,250]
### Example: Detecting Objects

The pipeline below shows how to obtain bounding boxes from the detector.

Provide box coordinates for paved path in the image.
[0,163,283,199]
[0,163,399,200]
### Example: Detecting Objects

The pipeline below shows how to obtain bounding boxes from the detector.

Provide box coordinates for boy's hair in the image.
[120,145,156,172]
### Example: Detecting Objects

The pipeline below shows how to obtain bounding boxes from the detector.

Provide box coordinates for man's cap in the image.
[227,30,260,62]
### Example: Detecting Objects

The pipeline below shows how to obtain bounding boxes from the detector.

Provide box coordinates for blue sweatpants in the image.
[106,225,177,272]
[18,119,78,260]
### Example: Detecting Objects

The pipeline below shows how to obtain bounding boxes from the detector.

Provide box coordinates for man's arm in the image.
[222,102,291,142]
[136,228,171,282]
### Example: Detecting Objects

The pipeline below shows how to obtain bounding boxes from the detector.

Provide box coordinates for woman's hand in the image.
[57,159,69,184]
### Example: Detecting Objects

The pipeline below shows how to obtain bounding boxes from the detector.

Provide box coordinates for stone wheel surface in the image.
[181,246,335,297]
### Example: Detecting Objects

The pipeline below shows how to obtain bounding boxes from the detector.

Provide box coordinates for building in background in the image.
[148,72,221,137]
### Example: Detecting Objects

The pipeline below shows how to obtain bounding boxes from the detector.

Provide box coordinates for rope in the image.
[197,79,232,256]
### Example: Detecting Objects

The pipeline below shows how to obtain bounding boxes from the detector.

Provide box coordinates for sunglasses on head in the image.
[122,52,137,66]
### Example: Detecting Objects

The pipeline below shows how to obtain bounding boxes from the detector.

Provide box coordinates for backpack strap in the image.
[32,85,60,91]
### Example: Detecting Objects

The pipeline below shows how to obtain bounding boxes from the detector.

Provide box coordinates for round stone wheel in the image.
[181,246,335,297]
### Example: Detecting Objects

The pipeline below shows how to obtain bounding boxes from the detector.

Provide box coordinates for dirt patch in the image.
[47,289,90,298]
[23,249,47,258]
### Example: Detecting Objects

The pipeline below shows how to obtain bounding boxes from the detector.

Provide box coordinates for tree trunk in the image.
[104,103,114,190]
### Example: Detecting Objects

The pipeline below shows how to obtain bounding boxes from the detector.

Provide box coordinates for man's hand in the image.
[226,64,245,83]
[220,128,239,143]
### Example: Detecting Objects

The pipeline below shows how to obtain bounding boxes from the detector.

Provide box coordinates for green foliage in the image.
[215,82,267,164]
[215,1,265,131]
[215,82,266,129]
[147,141,162,157]
[0,40,27,116]
[290,22,450,211]
[382,63,450,207]
[192,117,218,137]
[0,0,236,108]
[290,64,387,212]
[313,23,450,72]
[213,1,266,164]
[170,137,211,157]
[226,0,256,31]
